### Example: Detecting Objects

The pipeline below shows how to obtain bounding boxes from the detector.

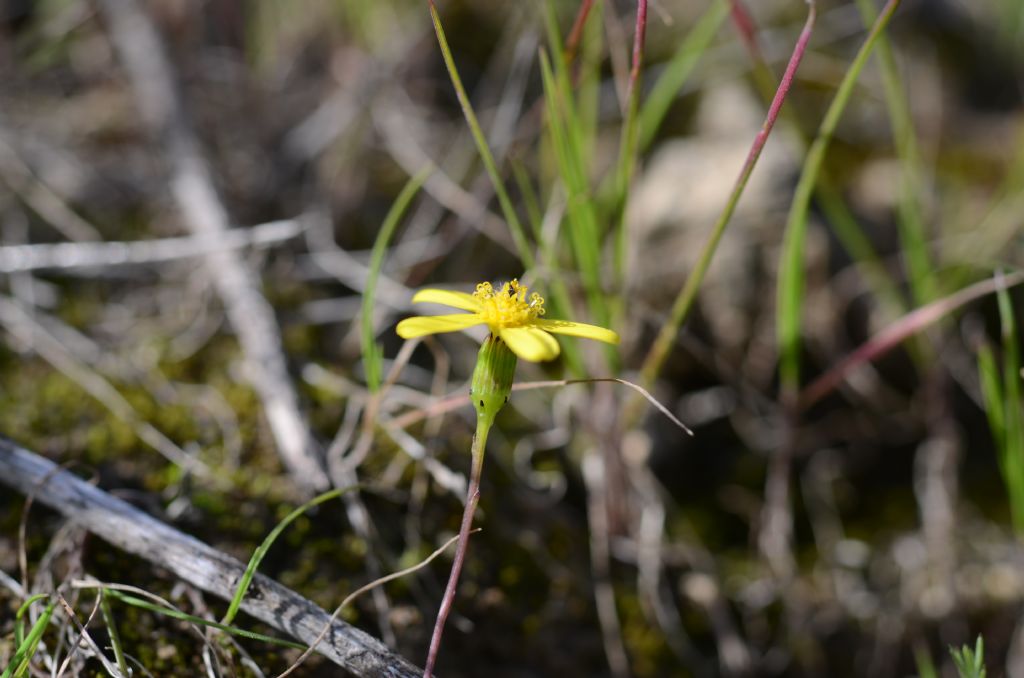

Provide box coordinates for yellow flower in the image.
[396,279,619,362]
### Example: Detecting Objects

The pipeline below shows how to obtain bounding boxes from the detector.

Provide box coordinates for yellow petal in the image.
[499,327,561,362]
[411,288,481,312]
[396,314,483,339]
[534,319,620,345]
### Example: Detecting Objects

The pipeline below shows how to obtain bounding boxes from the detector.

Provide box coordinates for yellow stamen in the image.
[472,279,545,330]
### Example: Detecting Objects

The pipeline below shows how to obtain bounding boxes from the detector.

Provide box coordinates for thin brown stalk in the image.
[636,0,818,395]
[423,422,489,678]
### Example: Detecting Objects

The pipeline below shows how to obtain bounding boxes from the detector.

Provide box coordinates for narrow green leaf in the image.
[428,2,535,270]
[3,598,55,678]
[105,590,304,649]
[222,486,356,625]
[777,0,902,401]
[637,0,728,151]
[853,0,935,306]
[99,589,129,677]
[362,168,430,391]
[538,48,608,328]
[912,641,938,678]
[996,282,1024,530]
[977,342,1006,455]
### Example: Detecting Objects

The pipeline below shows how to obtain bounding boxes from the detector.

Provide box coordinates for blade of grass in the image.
[99,589,129,678]
[637,0,818,393]
[538,48,609,328]
[540,3,602,303]
[976,343,1006,454]
[511,158,543,241]
[221,485,358,625]
[637,0,728,152]
[362,168,430,392]
[11,593,48,649]
[913,642,939,678]
[731,0,907,318]
[540,1,622,365]
[3,597,56,678]
[427,1,535,270]
[777,0,902,406]
[510,160,586,375]
[949,635,987,678]
[540,1,614,335]
[103,589,305,650]
[996,280,1024,530]
[541,1,592,173]
[574,0,603,163]
[611,0,647,303]
[853,0,935,306]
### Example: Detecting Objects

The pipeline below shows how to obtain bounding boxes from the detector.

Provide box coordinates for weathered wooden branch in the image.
[0,219,303,274]
[0,438,422,678]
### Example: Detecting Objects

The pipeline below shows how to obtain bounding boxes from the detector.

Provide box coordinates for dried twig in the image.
[0,218,305,274]
[0,438,422,677]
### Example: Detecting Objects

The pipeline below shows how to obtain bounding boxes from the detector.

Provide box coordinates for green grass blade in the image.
[777,0,902,402]
[99,589,129,678]
[541,0,591,174]
[913,641,939,678]
[638,2,818,391]
[996,282,1024,530]
[610,0,651,308]
[853,0,935,306]
[362,168,430,392]
[637,0,728,152]
[575,0,604,156]
[949,635,987,678]
[428,2,535,271]
[3,598,55,678]
[105,590,305,649]
[538,48,608,328]
[11,593,48,651]
[510,166,586,376]
[511,158,543,241]
[221,486,356,625]
[976,341,1006,455]
[735,4,907,319]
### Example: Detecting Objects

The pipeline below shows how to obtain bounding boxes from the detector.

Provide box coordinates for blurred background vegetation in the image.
[2,0,1024,676]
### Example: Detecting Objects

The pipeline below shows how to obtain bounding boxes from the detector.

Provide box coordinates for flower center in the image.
[473,279,545,329]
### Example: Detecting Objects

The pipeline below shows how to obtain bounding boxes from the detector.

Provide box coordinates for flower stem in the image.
[423,417,490,678]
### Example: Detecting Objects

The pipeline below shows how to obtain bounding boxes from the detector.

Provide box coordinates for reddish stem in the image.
[626,0,648,103]
[637,1,817,391]
[564,0,596,66]
[423,434,487,678]
[727,0,763,60]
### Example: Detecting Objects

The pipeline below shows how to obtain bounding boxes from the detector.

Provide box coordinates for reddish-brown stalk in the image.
[637,1,818,391]
[727,0,763,61]
[627,0,648,102]
[564,0,596,66]
[422,427,488,678]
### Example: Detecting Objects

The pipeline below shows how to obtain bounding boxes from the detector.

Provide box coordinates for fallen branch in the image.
[0,218,304,274]
[0,438,421,678]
